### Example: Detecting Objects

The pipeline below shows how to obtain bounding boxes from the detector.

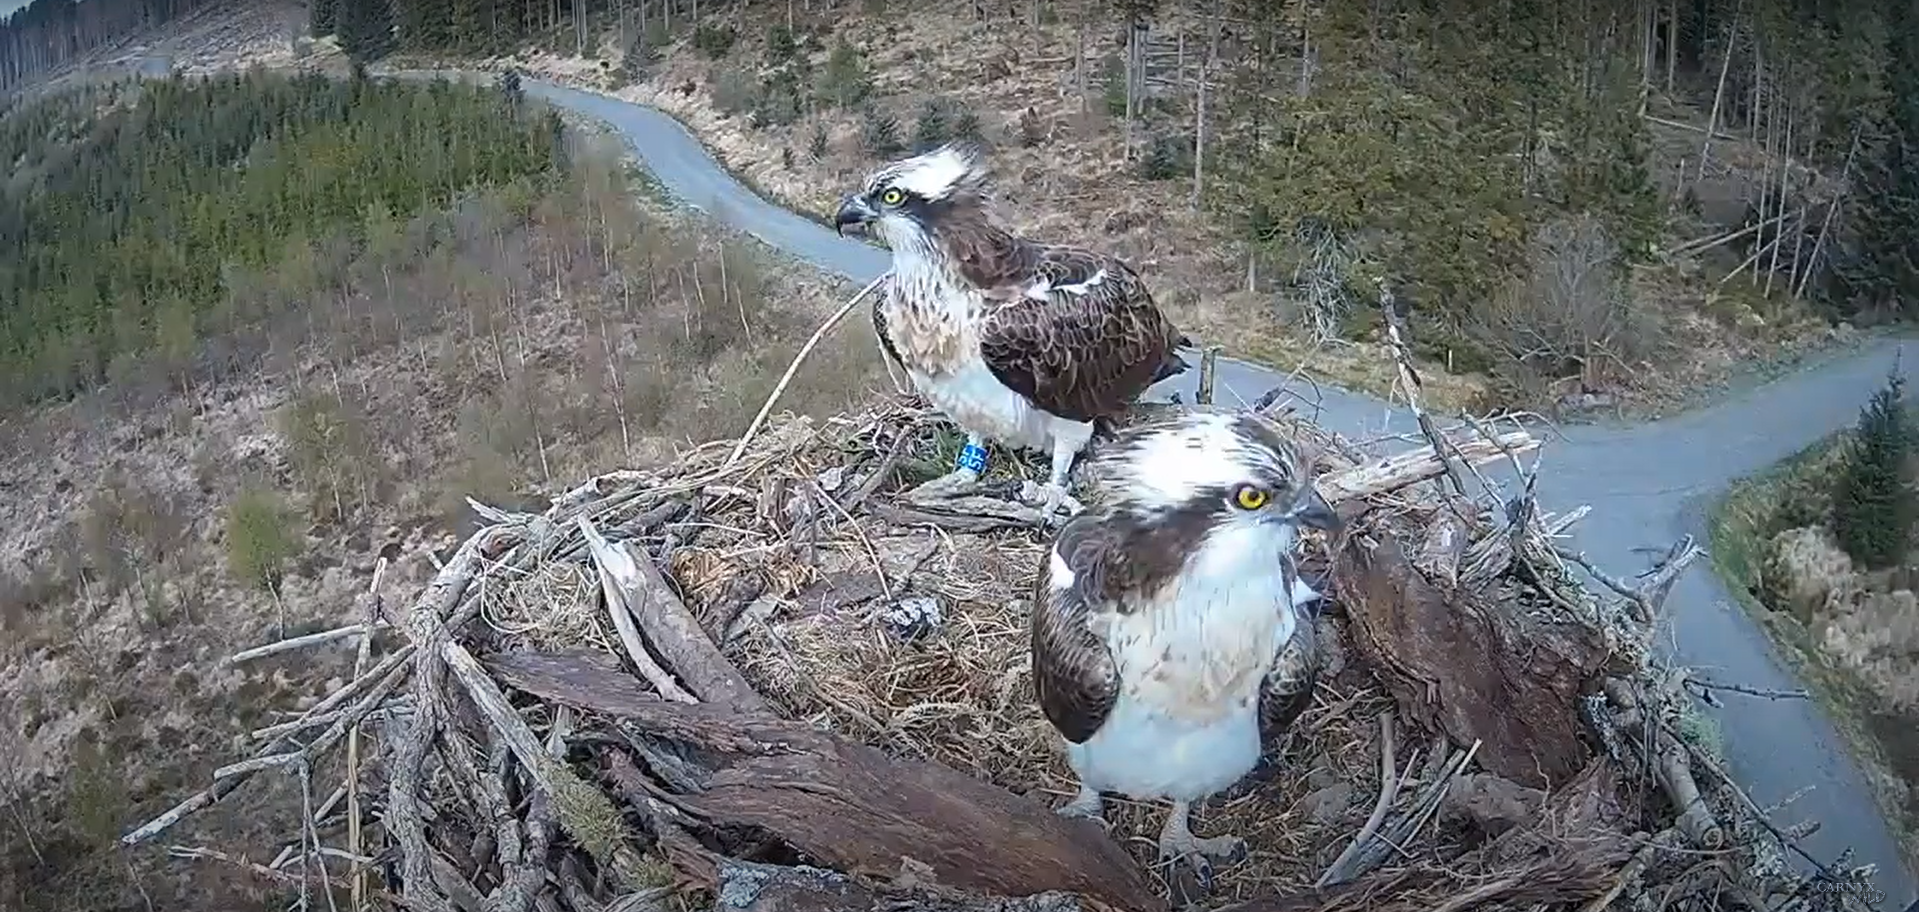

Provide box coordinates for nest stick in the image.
[434,630,652,887]
[577,515,699,704]
[347,557,385,912]
[1196,345,1221,405]
[1318,710,1399,887]
[224,621,388,666]
[1320,431,1536,502]
[725,272,888,469]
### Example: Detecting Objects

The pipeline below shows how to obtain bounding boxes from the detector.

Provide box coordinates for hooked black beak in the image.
[1285,486,1343,536]
[834,194,876,237]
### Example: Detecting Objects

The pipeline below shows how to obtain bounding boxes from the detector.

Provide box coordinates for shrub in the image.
[225,485,300,593]
[1832,370,1916,568]
[764,23,798,66]
[1139,132,1192,181]
[620,33,656,81]
[806,123,829,160]
[1099,53,1126,117]
[280,385,379,525]
[693,23,738,60]
[913,97,981,152]
[1463,214,1663,401]
[1016,107,1047,147]
[860,106,904,158]
[752,70,805,128]
[710,67,761,118]
[817,40,873,110]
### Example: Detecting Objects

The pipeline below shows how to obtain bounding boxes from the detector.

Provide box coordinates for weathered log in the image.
[581,519,772,715]
[1333,531,1604,789]
[708,859,1091,912]
[486,650,1166,912]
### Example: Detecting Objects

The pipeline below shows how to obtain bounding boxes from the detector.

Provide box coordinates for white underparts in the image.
[1063,521,1304,804]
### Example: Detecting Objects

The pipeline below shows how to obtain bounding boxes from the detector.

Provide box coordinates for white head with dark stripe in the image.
[833,142,991,258]
[1072,411,1342,601]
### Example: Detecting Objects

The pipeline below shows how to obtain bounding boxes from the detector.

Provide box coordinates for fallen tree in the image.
[126,301,1884,912]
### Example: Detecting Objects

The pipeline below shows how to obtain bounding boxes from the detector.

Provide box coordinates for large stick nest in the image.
[132,392,1885,912]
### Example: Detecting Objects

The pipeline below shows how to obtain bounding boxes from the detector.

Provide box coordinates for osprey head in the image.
[833,141,990,249]
[1091,410,1342,557]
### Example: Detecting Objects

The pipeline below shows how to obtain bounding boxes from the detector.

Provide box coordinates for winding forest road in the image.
[510,77,1919,902]
[378,70,1917,902]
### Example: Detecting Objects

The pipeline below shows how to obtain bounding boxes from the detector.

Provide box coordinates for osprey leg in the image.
[1054,783,1110,830]
[1023,421,1092,517]
[905,433,986,502]
[1156,800,1246,890]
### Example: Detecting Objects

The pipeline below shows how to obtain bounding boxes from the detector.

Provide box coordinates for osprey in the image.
[833,142,1192,517]
[1030,410,1339,888]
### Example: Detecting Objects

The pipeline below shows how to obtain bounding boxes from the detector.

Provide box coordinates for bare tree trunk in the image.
[1796,121,1864,298]
[1696,13,1737,182]
[1074,8,1088,115]
[1296,21,1314,97]
[1765,94,1793,297]
[1752,79,1773,287]
[1665,0,1677,96]
[1191,0,1220,209]
[1123,22,1136,158]
[1640,0,1654,88]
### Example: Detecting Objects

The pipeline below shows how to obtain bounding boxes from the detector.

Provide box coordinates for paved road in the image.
[177,63,1902,903]
[514,76,1919,902]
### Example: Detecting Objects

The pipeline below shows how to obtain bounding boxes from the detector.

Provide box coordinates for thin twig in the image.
[725,272,887,468]
[224,622,388,666]
[1318,710,1398,887]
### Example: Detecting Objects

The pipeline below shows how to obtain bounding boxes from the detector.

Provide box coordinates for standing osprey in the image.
[1030,410,1339,889]
[832,142,1192,517]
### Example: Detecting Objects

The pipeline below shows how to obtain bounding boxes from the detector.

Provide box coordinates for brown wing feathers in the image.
[1259,559,1321,748]
[870,287,903,371]
[1030,519,1121,745]
[966,236,1189,423]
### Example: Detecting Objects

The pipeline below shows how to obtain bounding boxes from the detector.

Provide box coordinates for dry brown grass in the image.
[1714,436,1919,867]
[0,130,880,910]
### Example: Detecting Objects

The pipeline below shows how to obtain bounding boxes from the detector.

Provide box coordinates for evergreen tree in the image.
[310,0,338,38]
[337,0,396,65]
[1832,369,1916,568]
[912,98,951,153]
[1841,0,1919,312]
[859,106,902,158]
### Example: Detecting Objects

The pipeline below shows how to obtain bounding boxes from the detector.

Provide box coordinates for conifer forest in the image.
[0,70,568,408]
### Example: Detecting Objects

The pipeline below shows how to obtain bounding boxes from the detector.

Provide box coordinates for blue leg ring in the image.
[956,442,989,474]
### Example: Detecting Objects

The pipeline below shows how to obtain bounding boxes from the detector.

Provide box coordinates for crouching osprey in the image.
[833,142,1192,517]
[1030,410,1339,889]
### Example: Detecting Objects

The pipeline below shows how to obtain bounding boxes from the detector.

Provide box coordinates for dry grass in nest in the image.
[477,394,1462,903]
[480,554,608,654]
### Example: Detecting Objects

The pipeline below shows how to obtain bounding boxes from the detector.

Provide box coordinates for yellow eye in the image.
[1233,485,1269,511]
[880,188,906,206]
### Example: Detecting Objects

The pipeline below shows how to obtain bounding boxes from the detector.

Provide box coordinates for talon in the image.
[1055,784,1108,831]
[1020,480,1083,519]
[1157,802,1243,897]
